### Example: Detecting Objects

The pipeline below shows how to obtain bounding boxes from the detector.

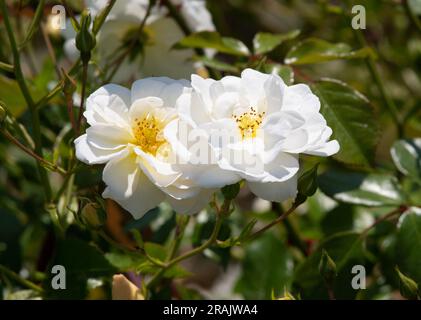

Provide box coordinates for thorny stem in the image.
[245,203,299,242]
[0,129,67,175]
[0,264,44,294]
[1,0,52,200]
[360,206,407,238]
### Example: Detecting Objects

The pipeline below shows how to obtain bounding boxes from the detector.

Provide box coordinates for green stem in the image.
[0,61,13,72]
[77,62,89,133]
[360,207,405,238]
[92,0,117,35]
[1,129,67,175]
[245,203,298,242]
[1,0,52,200]
[404,0,421,34]
[0,264,44,294]
[272,202,307,255]
[349,16,402,137]
[19,0,46,49]
[147,200,230,289]
[168,216,191,261]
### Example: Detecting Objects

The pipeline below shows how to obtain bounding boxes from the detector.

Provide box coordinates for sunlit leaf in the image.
[253,30,300,55]
[311,79,378,167]
[390,139,421,183]
[174,31,250,56]
[396,207,421,285]
[235,233,293,299]
[319,169,405,207]
[293,232,366,299]
[285,38,375,65]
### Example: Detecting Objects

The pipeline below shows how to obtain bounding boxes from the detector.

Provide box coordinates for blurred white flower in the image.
[170,69,340,203]
[74,78,215,218]
[62,0,215,81]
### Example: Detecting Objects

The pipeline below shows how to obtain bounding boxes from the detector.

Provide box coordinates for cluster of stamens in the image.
[133,114,166,156]
[233,107,265,139]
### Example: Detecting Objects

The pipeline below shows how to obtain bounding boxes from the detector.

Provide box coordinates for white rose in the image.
[62,0,215,81]
[169,68,340,202]
[74,78,215,218]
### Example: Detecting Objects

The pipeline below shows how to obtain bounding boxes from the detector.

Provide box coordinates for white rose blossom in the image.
[167,69,340,202]
[62,0,215,81]
[74,78,216,218]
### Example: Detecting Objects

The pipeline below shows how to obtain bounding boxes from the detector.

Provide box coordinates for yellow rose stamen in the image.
[233,107,265,140]
[133,113,166,156]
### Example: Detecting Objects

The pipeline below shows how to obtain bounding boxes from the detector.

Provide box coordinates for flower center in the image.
[133,114,166,156]
[233,107,265,140]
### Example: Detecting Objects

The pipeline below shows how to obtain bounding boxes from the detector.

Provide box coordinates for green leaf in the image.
[293,232,366,299]
[105,251,145,272]
[45,238,116,299]
[319,169,405,207]
[0,208,23,271]
[311,79,378,167]
[0,75,45,117]
[193,56,239,73]
[174,31,250,56]
[390,139,421,183]
[144,242,167,262]
[221,183,241,200]
[253,30,300,55]
[395,266,419,300]
[319,249,337,284]
[235,233,293,299]
[217,219,257,248]
[264,63,294,85]
[297,163,319,197]
[285,38,374,65]
[396,208,421,285]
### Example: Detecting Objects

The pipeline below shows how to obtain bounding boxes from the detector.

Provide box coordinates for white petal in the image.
[162,177,201,200]
[102,151,140,199]
[85,84,131,127]
[103,171,166,220]
[248,175,298,202]
[221,76,242,92]
[191,74,215,107]
[262,153,299,183]
[192,165,240,188]
[263,74,285,114]
[74,134,127,165]
[165,189,216,215]
[281,129,309,153]
[213,92,240,119]
[305,140,340,156]
[131,77,189,104]
[179,0,215,32]
[129,97,164,120]
[282,84,320,114]
[86,124,133,150]
[160,82,191,107]
[134,147,181,187]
